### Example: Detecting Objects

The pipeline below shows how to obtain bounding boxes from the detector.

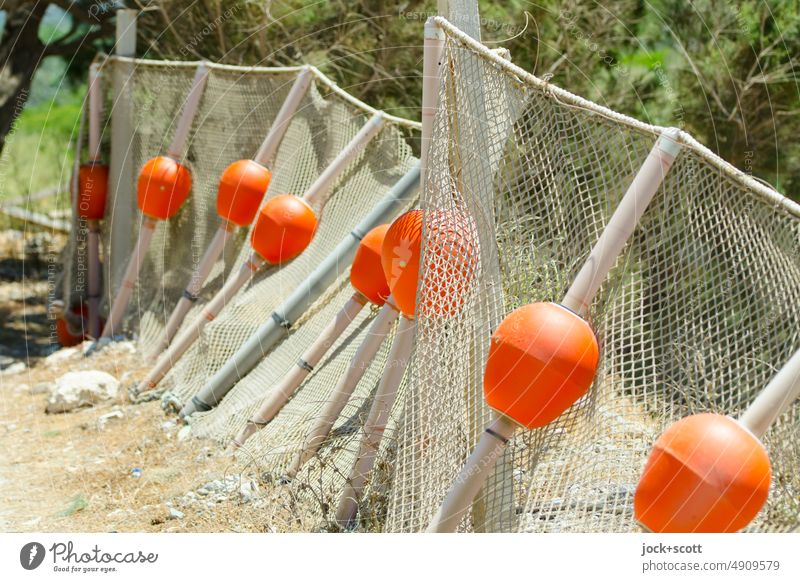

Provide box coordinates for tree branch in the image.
[44,27,109,56]
[49,0,116,25]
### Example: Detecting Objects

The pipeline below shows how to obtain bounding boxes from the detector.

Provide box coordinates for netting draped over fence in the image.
[64,55,424,530]
[64,19,800,533]
[66,57,419,405]
[384,18,800,533]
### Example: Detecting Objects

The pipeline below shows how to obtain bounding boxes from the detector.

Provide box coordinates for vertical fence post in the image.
[434,3,516,532]
[106,9,137,306]
[442,0,481,40]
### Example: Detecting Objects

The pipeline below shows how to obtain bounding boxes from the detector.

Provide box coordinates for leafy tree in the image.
[0,1,117,154]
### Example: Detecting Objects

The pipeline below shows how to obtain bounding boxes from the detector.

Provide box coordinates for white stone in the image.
[97,409,124,427]
[167,508,185,520]
[0,361,27,376]
[107,341,137,355]
[46,371,120,414]
[177,425,192,441]
[44,347,80,366]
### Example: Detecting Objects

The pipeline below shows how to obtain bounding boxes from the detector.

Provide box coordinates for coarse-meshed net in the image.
[384,19,800,533]
[62,19,800,533]
[189,273,408,530]
[65,58,418,413]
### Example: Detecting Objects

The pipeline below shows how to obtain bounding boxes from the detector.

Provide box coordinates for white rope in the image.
[431,16,800,220]
[99,55,421,131]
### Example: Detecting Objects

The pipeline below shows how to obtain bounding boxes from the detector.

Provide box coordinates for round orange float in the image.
[483,302,600,429]
[634,413,771,533]
[56,303,105,347]
[77,163,109,220]
[250,194,318,264]
[380,209,477,318]
[350,224,391,306]
[56,303,88,347]
[216,159,272,226]
[137,155,192,220]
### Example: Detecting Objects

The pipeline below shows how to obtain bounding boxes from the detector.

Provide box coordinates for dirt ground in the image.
[0,232,303,533]
[0,343,278,533]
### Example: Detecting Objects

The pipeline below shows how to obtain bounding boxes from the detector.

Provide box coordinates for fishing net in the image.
[190,275,408,530]
[62,18,800,533]
[65,58,418,411]
[384,18,800,533]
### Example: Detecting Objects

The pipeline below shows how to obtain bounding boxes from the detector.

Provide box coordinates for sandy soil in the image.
[0,232,303,533]
[0,344,274,532]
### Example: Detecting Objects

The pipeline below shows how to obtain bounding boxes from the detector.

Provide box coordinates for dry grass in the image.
[0,331,317,533]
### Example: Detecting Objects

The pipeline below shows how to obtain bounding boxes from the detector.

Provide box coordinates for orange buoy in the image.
[483,302,599,429]
[137,155,192,220]
[77,163,109,220]
[380,209,477,318]
[634,413,771,533]
[216,159,272,226]
[350,224,391,306]
[56,302,104,346]
[250,194,318,264]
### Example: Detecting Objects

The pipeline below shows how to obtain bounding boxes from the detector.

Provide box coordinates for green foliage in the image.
[0,86,81,203]
[136,1,798,200]
[6,1,798,208]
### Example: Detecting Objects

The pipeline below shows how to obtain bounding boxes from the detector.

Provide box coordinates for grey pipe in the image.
[179,162,420,419]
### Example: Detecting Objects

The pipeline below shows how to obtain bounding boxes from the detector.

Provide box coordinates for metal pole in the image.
[178,163,420,418]
[87,63,104,338]
[87,63,103,161]
[135,253,265,392]
[254,67,313,167]
[98,62,211,342]
[107,9,137,312]
[100,216,157,338]
[302,112,385,207]
[167,63,210,159]
[561,129,682,316]
[150,220,235,356]
[282,299,401,479]
[335,315,416,527]
[231,292,368,449]
[152,70,313,357]
[427,129,683,532]
[740,348,800,439]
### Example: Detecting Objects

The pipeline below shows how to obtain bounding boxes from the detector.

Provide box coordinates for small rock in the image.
[107,509,132,518]
[31,382,49,395]
[107,341,137,355]
[15,383,30,394]
[1,361,27,376]
[178,425,192,441]
[97,409,124,428]
[167,508,185,520]
[44,347,79,366]
[46,371,120,414]
[161,420,177,431]
[239,478,259,502]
